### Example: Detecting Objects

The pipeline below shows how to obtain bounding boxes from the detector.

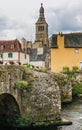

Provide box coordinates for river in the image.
[57,98,82,130]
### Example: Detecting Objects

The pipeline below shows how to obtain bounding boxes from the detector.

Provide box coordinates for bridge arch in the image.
[0,93,21,125]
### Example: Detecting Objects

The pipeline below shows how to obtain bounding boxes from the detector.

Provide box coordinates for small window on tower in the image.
[38,26,44,31]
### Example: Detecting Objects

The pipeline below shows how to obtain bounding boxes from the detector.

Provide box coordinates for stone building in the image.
[34,3,49,48]
[21,3,50,68]
[30,3,50,68]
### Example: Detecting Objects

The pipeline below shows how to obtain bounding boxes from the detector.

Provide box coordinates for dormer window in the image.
[11,44,14,48]
[1,45,4,50]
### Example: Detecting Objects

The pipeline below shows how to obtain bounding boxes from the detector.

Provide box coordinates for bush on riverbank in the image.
[62,66,79,78]
[72,82,82,97]
[61,66,82,97]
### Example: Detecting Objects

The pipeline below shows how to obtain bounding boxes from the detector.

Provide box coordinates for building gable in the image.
[0,39,22,53]
[51,33,82,48]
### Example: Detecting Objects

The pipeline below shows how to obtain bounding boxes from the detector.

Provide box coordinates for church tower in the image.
[35,3,48,47]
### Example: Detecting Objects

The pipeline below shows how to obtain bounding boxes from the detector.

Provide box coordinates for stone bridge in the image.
[0,65,72,123]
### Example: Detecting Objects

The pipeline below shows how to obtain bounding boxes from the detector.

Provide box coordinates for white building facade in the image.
[0,39,29,64]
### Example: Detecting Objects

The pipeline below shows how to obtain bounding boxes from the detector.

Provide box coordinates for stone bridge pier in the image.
[0,66,23,118]
[0,65,61,123]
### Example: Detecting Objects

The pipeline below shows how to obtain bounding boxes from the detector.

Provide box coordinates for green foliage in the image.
[61,91,68,100]
[28,77,34,83]
[35,68,48,73]
[72,66,79,72]
[63,71,74,78]
[15,80,33,91]
[15,66,35,92]
[53,75,67,86]
[62,66,79,78]
[26,64,32,68]
[20,66,33,80]
[15,117,30,126]
[33,121,47,126]
[33,120,55,127]
[33,120,62,127]
[15,81,28,89]
[0,116,30,126]
[63,66,69,72]
[72,82,82,96]
[15,77,34,92]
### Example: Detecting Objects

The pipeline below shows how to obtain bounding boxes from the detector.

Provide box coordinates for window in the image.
[11,44,14,48]
[0,54,2,58]
[75,48,79,53]
[38,26,44,31]
[37,48,43,55]
[1,45,4,50]
[24,54,26,59]
[79,62,82,70]
[0,61,3,64]
[8,52,13,58]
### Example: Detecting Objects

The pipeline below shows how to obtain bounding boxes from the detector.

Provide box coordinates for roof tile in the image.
[0,39,22,53]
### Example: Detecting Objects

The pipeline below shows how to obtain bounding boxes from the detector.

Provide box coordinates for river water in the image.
[57,98,82,130]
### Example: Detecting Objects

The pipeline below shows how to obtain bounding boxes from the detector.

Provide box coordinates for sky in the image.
[0,0,82,42]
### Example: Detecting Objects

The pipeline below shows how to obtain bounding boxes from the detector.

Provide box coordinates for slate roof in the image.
[0,39,22,53]
[51,34,58,48]
[64,33,82,48]
[51,33,82,48]
[30,47,49,61]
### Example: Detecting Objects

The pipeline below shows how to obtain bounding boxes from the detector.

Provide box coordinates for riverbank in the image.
[0,118,72,130]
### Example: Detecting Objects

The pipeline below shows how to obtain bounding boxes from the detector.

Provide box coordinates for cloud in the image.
[46,0,82,35]
[0,14,35,41]
[0,0,82,40]
[0,16,9,30]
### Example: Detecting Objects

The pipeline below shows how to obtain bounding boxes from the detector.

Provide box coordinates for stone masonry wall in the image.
[0,65,72,123]
[21,70,61,122]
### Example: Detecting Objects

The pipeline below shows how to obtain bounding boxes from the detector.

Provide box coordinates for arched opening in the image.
[0,93,21,126]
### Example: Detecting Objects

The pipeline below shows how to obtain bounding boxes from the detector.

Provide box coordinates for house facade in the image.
[0,39,29,64]
[30,47,50,68]
[51,33,82,72]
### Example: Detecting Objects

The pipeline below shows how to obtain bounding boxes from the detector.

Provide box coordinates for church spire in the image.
[40,3,44,16]
[37,3,46,22]
[35,3,48,47]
